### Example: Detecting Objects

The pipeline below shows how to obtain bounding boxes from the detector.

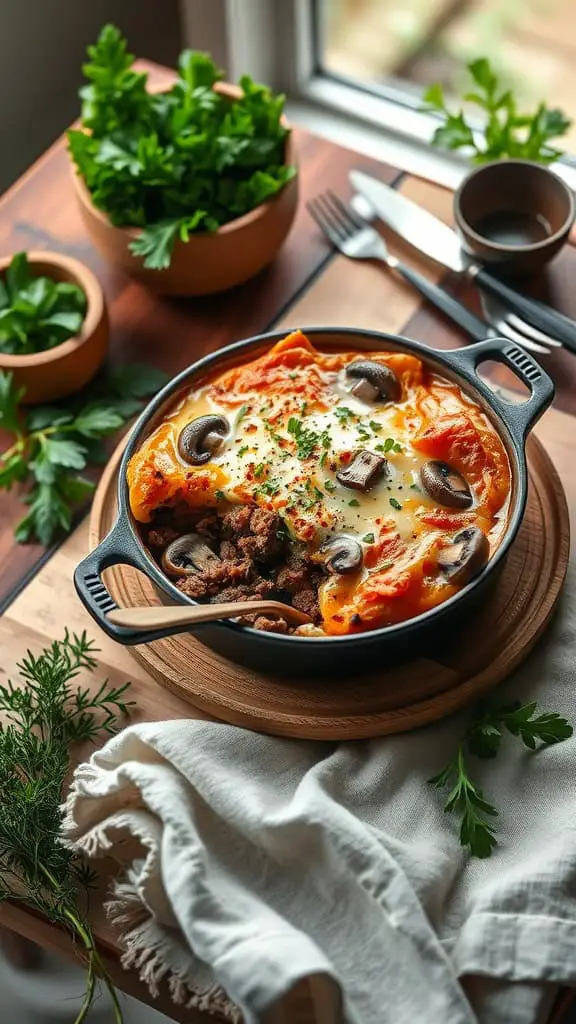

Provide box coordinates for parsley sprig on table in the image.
[0,630,134,1023]
[423,57,571,163]
[0,253,87,355]
[430,700,573,858]
[0,362,167,545]
[68,25,296,270]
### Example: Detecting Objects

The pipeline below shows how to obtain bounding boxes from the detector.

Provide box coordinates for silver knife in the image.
[350,170,576,353]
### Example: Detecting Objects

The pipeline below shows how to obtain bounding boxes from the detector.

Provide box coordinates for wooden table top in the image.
[1,59,575,1024]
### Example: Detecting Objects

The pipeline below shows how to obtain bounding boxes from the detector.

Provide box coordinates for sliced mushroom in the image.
[437,527,489,586]
[345,360,400,403]
[320,535,363,575]
[162,533,221,578]
[178,414,229,466]
[336,450,387,491]
[420,460,473,510]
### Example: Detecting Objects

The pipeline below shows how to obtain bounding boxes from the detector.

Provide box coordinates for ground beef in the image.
[210,579,276,603]
[292,588,321,623]
[253,616,289,634]
[194,512,219,538]
[176,556,253,599]
[149,502,324,634]
[221,505,253,537]
[147,527,179,550]
[237,508,283,562]
[276,551,314,594]
[219,540,240,561]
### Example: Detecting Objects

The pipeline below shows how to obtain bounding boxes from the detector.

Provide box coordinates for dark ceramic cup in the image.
[454,160,574,276]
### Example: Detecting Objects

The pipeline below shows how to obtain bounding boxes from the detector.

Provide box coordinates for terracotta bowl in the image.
[0,252,108,404]
[71,83,299,296]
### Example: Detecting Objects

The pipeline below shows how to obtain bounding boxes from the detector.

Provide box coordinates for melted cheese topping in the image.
[127,331,511,635]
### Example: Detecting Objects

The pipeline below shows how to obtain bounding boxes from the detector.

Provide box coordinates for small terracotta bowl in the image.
[0,252,108,404]
[454,159,575,276]
[71,83,299,297]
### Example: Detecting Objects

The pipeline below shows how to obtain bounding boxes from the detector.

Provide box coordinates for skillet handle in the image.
[74,519,152,645]
[444,338,554,443]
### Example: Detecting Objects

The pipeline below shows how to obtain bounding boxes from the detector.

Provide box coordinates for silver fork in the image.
[349,191,561,353]
[307,190,557,356]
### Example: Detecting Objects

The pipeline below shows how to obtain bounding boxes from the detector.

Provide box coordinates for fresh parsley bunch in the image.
[0,252,86,355]
[0,630,134,1023]
[0,362,167,545]
[430,699,572,857]
[68,25,296,271]
[423,57,571,163]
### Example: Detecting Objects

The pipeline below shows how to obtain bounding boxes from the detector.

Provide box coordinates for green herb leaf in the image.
[0,630,132,1018]
[0,371,25,432]
[348,498,360,507]
[69,25,294,271]
[430,700,572,857]
[44,438,87,471]
[0,360,166,546]
[426,56,571,163]
[389,497,402,510]
[0,254,87,355]
[108,362,169,399]
[74,406,124,438]
[362,532,375,544]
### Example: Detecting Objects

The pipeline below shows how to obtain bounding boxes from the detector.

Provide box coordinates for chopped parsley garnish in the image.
[324,479,336,492]
[335,406,355,423]
[362,532,375,544]
[262,418,284,445]
[381,437,403,454]
[215,489,226,501]
[389,497,402,510]
[253,462,265,478]
[235,404,249,425]
[288,371,297,380]
[255,479,280,497]
[301,400,308,415]
[287,416,319,459]
[369,420,382,433]
[321,429,331,449]
[348,498,360,507]
[320,451,328,469]
[381,560,393,570]
[410,482,420,491]
[238,445,249,457]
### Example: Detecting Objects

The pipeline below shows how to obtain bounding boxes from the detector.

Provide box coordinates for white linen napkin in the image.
[63,566,576,1024]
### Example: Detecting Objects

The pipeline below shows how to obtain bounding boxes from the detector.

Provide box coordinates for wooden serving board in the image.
[90,433,569,740]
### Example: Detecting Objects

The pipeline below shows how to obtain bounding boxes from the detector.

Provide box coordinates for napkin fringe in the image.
[106,883,241,1021]
[61,766,241,1023]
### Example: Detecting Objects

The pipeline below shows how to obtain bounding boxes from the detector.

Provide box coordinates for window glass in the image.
[319,0,576,149]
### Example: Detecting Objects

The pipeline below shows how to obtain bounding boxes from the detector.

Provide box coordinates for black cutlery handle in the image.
[474,267,576,353]
[394,261,490,342]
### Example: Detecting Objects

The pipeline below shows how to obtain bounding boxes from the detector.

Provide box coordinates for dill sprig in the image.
[0,630,134,1023]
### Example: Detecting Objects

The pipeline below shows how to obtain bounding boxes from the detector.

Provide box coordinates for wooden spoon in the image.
[107,600,312,630]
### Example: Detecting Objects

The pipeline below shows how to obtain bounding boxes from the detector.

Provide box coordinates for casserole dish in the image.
[75,328,554,675]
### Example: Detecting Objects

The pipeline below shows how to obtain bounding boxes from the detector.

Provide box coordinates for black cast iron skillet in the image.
[75,328,554,675]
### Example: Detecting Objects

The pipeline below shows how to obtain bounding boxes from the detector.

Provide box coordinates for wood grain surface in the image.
[0,59,399,612]
[2,60,576,1022]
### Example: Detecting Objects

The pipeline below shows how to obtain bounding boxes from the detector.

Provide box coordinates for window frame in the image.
[179,0,576,189]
